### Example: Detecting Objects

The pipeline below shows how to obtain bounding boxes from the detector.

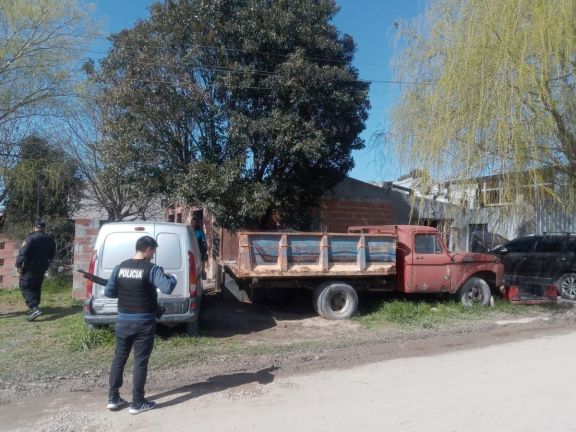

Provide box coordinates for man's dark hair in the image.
[35,220,46,229]
[136,236,158,252]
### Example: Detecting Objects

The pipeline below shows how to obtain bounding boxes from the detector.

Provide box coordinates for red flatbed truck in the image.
[220,225,504,319]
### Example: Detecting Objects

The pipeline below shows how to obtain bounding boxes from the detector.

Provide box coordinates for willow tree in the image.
[0,0,98,199]
[391,0,576,207]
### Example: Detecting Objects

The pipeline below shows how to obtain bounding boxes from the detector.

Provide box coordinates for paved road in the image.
[4,330,576,432]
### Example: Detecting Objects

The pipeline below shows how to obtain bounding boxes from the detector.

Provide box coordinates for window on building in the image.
[0,242,5,250]
[168,214,175,223]
[0,258,4,266]
[176,213,182,223]
[0,275,4,283]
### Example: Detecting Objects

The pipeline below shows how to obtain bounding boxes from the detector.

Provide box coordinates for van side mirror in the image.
[495,247,508,255]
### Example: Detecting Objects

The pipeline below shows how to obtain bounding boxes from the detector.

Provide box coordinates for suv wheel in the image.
[557,273,576,300]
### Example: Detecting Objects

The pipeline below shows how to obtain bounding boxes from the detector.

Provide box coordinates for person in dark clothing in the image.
[15,221,56,321]
[192,217,208,279]
[105,235,176,414]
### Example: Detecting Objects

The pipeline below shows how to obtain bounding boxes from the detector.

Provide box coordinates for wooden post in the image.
[238,234,252,276]
[357,235,366,271]
[320,235,329,271]
[279,235,288,272]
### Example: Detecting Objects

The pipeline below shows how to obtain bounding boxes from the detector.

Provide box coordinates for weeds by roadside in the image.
[355,297,567,329]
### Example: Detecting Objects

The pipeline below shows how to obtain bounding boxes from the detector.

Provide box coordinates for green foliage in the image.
[355,298,549,329]
[2,136,81,264]
[98,0,369,229]
[391,0,576,208]
[64,315,115,352]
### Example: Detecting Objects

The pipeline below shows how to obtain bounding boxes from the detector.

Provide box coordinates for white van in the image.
[82,222,203,335]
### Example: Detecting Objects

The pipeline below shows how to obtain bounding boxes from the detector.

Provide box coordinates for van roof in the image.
[99,222,191,231]
[102,221,189,227]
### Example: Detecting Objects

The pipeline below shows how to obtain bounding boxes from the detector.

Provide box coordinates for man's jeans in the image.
[109,319,156,403]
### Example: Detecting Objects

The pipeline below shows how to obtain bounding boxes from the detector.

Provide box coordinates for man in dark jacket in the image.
[15,221,56,321]
[104,235,176,414]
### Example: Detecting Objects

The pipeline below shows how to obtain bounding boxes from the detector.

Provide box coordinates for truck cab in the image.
[348,225,504,305]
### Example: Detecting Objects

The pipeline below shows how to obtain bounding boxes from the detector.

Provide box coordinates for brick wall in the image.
[319,199,395,233]
[0,234,20,288]
[72,219,100,299]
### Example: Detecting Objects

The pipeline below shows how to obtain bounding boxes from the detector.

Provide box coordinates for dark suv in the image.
[491,234,576,299]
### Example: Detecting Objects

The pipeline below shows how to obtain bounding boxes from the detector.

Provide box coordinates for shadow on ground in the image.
[148,366,279,409]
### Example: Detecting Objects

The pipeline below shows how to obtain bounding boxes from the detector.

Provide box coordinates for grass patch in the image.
[62,314,115,352]
[355,297,566,329]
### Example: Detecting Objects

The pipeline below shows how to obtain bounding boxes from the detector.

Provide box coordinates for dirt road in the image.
[4,323,576,432]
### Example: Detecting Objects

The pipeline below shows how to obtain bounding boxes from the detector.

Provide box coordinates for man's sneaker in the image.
[129,400,156,414]
[107,395,127,410]
[27,308,42,321]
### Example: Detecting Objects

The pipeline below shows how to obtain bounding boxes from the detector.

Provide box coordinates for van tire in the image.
[315,282,358,320]
[457,277,491,307]
[184,320,199,336]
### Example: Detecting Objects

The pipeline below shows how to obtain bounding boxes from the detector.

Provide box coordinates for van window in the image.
[156,233,182,270]
[415,234,442,254]
[101,232,149,270]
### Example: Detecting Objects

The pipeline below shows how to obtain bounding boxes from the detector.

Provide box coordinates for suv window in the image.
[534,237,564,253]
[565,237,576,253]
[505,237,537,253]
[415,234,442,254]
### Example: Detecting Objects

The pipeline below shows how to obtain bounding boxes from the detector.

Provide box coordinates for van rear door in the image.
[93,230,153,313]
[155,230,187,298]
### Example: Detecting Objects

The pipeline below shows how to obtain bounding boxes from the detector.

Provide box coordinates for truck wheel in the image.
[557,273,576,300]
[184,320,199,336]
[315,282,358,320]
[457,277,491,307]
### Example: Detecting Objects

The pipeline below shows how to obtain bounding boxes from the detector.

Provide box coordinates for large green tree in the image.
[98,0,369,229]
[391,0,576,206]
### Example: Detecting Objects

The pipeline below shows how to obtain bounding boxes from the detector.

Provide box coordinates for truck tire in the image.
[315,282,358,320]
[457,277,491,307]
[557,273,576,300]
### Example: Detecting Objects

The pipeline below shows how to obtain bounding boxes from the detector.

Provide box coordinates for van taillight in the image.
[86,250,97,297]
[188,251,197,296]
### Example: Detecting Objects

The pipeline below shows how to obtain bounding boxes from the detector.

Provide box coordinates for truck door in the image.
[409,233,452,292]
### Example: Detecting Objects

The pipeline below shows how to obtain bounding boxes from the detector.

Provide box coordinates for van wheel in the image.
[557,273,576,300]
[457,277,491,307]
[315,282,358,320]
[184,320,199,336]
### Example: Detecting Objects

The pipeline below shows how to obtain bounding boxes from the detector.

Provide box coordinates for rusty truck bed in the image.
[221,231,397,279]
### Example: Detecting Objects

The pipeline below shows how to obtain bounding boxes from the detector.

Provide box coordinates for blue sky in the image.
[91,0,425,183]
